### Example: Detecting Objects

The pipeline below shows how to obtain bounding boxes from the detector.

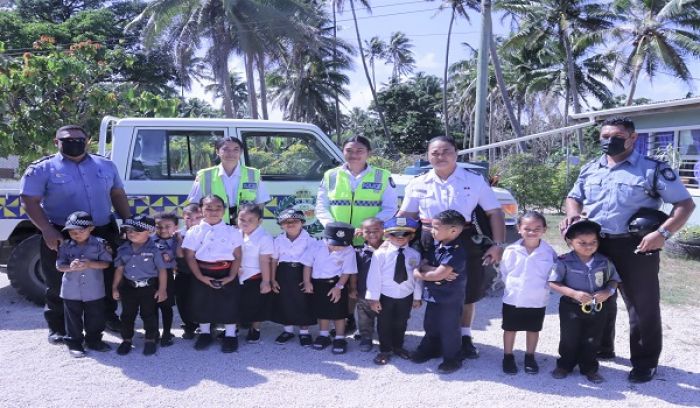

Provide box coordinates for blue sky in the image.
[189,0,700,119]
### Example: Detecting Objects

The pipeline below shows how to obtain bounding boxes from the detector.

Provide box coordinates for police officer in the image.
[188,136,270,225]
[561,117,695,383]
[398,135,506,359]
[19,125,132,344]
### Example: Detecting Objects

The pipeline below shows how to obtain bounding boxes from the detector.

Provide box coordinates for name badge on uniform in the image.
[242,182,257,189]
[362,182,383,190]
[595,271,604,287]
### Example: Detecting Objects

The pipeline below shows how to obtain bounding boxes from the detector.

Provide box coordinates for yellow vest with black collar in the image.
[196,165,260,223]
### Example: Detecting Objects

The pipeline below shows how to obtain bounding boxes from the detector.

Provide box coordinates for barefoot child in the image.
[175,203,203,339]
[499,211,557,374]
[355,218,384,352]
[153,212,179,346]
[270,209,316,346]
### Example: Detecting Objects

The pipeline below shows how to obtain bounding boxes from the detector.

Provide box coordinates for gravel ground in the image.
[0,273,698,408]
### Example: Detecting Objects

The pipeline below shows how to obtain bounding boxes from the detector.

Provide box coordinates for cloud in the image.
[416,52,439,70]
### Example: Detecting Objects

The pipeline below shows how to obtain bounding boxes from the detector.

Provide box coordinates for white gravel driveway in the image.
[0,273,697,407]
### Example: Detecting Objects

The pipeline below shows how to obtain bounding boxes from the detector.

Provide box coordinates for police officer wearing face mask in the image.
[20,125,133,345]
[560,117,695,383]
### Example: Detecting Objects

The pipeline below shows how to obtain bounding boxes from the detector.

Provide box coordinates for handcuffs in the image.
[581,298,603,314]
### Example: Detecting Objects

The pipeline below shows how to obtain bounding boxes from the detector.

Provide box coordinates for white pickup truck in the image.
[0,117,519,304]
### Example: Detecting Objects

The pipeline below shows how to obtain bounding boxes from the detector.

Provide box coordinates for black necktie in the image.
[394,247,408,284]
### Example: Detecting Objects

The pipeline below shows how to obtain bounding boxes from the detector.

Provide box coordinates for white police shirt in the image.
[400,168,500,222]
[272,229,315,263]
[499,239,557,308]
[301,239,357,279]
[365,241,423,301]
[181,220,243,262]
[187,163,271,205]
[239,226,274,283]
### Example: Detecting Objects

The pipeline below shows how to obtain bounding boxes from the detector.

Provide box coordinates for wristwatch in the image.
[334,282,345,290]
[657,226,672,240]
[494,242,508,249]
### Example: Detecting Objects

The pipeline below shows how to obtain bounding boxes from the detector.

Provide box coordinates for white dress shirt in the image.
[499,239,557,308]
[302,240,357,279]
[400,168,500,222]
[181,220,243,262]
[365,242,423,301]
[238,226,274,283]
[272,229,315,263]
[187,163,271,205]
[315,164,399,226]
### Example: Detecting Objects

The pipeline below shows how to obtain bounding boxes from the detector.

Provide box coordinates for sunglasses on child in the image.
[387,231,412,238]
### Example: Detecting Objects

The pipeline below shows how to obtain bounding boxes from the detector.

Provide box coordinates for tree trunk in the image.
[626,55,644,106]
[489,35,526,152]
[257,54,269,120]
[349,0,394,154]
[244,52,259,119]
[333,1,341,141]
[211,8,234,118]
[443,8,455,138]
[559,20,585,154]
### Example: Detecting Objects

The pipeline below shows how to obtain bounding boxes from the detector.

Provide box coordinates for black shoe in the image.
[353,332,362,341]
[597,350,616,360]
[48,331,65,345]
[628,367,657,383]
[346,316,357,333]
[524,354,539,374]
[221,336,239,353]
[313,335,331,350]
[275,331,295,345]
[551,367,569,379]
[359,338,373,352]
[460,336,479,359]
[585,371,606,384]
[502,354,518,375]
[143,342,157,356]
[437,359,462,374]
[86,341,111,352]
[68,346,86,358]
[393,348,411,360]
[105,318,122,333]
[410,350,435,364]
[182,330,196,340]
[246,328,261,344]
[194,333,214,350]
[374,352,391,365]
[160,332,174,347]
[299,334,313,347]
[331,338,348,354]
[116,341,132,355]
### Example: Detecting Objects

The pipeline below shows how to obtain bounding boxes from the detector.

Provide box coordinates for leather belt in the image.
[600,232,633,239]
[124,278,157,288]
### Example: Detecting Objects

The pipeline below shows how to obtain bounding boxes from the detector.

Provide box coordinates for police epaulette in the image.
[643,156,666,166]
[29,154,55,165]
[463,168,481,176]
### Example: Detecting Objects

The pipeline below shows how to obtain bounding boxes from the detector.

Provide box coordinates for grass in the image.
[541,214,700,307]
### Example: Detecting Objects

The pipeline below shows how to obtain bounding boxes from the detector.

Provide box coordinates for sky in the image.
[188,0,700,120]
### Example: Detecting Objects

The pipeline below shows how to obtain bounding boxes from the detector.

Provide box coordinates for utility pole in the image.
[333,0,341,144]
[472,0,491,160]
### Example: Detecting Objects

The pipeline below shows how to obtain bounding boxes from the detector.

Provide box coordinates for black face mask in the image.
[60,139,87,157]
[601,136,627,156]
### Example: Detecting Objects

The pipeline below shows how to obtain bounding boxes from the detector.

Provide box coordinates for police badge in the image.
[595,271,604,288]
[336,230,345,238]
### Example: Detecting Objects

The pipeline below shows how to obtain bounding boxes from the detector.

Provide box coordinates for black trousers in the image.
[63,298,105,349]
[40,222,120,333]
[175,258,197,331]
[417,301,462,363]
[377,294,413,353]
[119,283,159,341]
[557,298,608,374]
[598,236,662,370]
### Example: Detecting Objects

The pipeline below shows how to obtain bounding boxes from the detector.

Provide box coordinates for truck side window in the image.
[241,131,337,180]
[129,129,224,180]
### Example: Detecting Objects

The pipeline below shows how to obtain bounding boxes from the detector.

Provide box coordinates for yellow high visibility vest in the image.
[197,165,260,224]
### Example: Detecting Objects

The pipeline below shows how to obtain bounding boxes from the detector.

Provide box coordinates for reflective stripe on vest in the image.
[326,167,389,228]
[198,165,260,224]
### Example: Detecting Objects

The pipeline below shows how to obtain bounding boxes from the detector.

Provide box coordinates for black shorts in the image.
[501,303,546,332]
[312,276,348,320]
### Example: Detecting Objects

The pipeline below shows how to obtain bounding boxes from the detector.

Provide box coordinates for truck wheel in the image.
[7,234,45,306]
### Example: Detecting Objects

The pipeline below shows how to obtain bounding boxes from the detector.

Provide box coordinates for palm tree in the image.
[205,71,248,118]
[363,36,387,89]
[603,0,700,105]
[386,31,416,80]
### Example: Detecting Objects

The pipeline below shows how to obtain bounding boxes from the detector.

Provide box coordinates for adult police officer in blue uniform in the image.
[561,117,695,383]
[19,125,133,344]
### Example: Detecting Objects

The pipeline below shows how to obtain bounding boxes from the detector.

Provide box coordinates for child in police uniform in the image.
[302,221,357,354]
[411,210,468,374]
[499,211,557,375]
[182,195,243,353]
[56,211,113,358]
[366,217,422,365]
[270,209,317,346]
[236,204,274,343]
[153,212,179,347]
[175,203,203,339]
[355,217,384,352]
[549,219,620,384]
[112,215,168,356]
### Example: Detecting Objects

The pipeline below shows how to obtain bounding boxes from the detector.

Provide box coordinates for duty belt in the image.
[125,278,157,288]
[599,232,633,239]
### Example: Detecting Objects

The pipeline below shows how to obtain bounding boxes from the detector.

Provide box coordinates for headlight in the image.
[501,203,518,218]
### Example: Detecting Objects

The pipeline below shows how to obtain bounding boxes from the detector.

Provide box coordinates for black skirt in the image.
[189,261,239,324]
[271,262,316,326]
[239,275,271,323]
[501,303,546,332]
[312,276,348,320]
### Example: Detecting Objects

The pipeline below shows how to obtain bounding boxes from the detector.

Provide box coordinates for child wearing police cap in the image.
[301,221,357,354]
[56,211,113,358]
[112,214,168,356]
[365,217,422,365]
[548,219,621,384]
[270,208,317,346]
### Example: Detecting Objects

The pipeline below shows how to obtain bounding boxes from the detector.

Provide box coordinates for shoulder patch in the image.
[660,167,677,181]
[643,156,664,165]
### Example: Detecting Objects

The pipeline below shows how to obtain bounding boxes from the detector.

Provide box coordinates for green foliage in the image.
[0,40,180,167]
[367,153,418,174]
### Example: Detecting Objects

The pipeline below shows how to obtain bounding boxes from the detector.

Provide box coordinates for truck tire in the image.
[7,234,45,305]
